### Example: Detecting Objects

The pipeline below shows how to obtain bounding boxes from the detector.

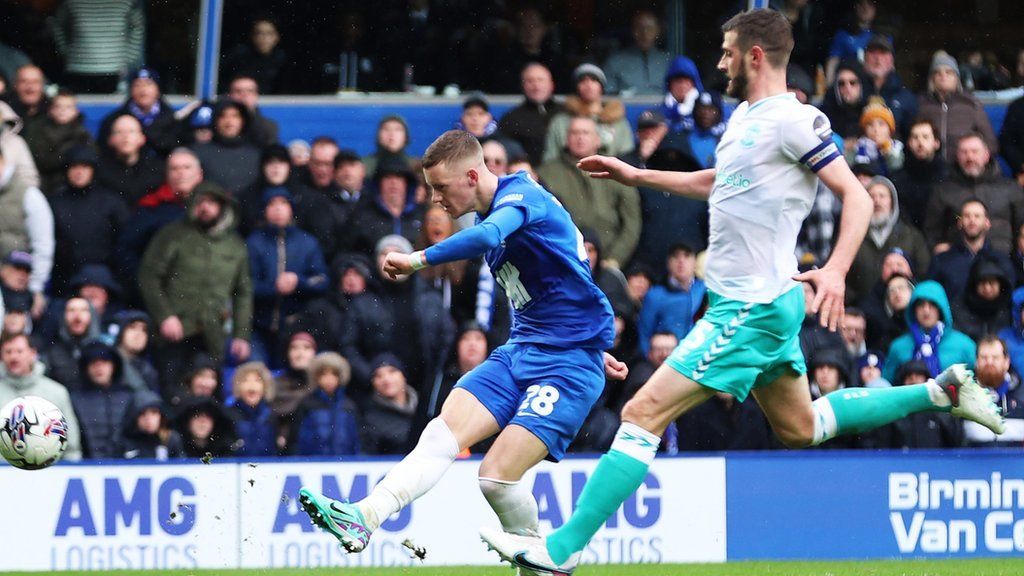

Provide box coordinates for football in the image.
[0,396,70,470]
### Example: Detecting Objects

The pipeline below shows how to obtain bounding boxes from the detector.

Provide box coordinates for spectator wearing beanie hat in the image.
[858,350,890,388]
[918,50,998,162]
[71,339,133,459]
[49,145,129,298]
[293,351,360,456]
[362,352,418,455]
[115,309,159,393]
[246,186,328,369]
[98,67,181,156]
[543,63,634,162]
[847,97,904,175]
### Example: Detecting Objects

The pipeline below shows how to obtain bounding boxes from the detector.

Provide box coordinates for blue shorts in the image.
[455,342,605,461]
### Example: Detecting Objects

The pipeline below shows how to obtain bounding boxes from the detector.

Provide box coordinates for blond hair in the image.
[421,130,483,170]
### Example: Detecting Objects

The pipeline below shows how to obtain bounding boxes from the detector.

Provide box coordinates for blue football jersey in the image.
[485,171,615,350]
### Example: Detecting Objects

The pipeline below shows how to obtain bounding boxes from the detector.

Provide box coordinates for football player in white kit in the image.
[482,9,1005,574]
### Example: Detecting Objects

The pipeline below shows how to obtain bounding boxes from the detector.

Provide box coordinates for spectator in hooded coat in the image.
[361,353,418,455]
[847,176,929,304]
[293,352,360,456]
[48,146,128,297]
[122,389,185,460]
[998,287,1024,377]
[70,340,133,459]
[228,361,278,456]
[661,56,705,134]
[821,60,870,141]
[884,280,977,382]
[953,253,1014,341]
[345,157,424,257]
[362,115,417,177]
[42,297,100,390]
[115,309,158,393]
[174,396,239,459]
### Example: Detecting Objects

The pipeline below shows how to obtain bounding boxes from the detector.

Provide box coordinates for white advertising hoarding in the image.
[0,456,726,571]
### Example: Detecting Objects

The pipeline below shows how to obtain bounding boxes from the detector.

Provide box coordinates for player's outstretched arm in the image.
[577,155,715,201]
[381,207,527,280]
[793,159,873,331]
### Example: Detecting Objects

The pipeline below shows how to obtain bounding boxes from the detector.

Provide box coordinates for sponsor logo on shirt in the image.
[495,193,524,207]
[715,171,752,189]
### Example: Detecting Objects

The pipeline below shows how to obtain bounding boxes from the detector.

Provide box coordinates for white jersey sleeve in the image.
[780,106,842,174]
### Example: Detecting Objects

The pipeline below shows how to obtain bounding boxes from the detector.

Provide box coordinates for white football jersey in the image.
[704,92,841,303]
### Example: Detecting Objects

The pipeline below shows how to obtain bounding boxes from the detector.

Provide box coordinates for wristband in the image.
[410,251,428,271]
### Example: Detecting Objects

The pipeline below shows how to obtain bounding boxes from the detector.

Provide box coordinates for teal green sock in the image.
[819,383,949,439]
[546,423,658,564]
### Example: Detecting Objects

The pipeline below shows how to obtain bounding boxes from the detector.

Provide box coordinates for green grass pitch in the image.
[5,559,1024,576]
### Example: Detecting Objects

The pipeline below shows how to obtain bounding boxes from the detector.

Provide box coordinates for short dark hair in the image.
[961,196,989,216]
[667,242,696,258]
[845,307,865,319]
[0,331,32,350]
[229,73,260,92]
[421,130,483,170]
[721,9,794,68]
[977,335,1009,357]
[909,117,939,138]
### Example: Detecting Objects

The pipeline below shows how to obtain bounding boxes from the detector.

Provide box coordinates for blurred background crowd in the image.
[1,0,1024,462]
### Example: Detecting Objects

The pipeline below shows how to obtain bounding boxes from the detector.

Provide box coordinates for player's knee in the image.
[774,416,815,449]
[478,459,518,483]
[621,396,657,430]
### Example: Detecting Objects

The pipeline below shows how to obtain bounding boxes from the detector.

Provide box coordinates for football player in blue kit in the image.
[298,129,629,553]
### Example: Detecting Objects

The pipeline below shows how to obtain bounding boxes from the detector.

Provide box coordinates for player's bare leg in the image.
[754,365,1005,449]
[483,364,715,571]
[301,389,499,551]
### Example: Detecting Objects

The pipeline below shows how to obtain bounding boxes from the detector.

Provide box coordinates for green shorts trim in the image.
[665,284,807,401]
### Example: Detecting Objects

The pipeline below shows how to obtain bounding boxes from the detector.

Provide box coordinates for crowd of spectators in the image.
[2,4,1024,462]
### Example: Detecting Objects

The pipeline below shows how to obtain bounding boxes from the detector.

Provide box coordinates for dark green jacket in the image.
[138,188,252,355]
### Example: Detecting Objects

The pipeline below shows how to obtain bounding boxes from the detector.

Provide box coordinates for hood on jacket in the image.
[372,155,420,215]
[172,396,236,439]
[186,181,237,235]
[330,252,373,287]
[895,359,933,385]
[375,114,410,154]
[866,175,900,247]
[563,96,626,124]
[664,56,705,93]
[0,100,24,135]
[58,298,103,345]
[906,280,955,328]
[1011,287,1024,333]
[123,389,166,435]
[70,264,123,299]
[964,252,1013,312]
[810,347,851,385]
[211,99,250,140]
[77,339,125,386]
[307,351,352,390]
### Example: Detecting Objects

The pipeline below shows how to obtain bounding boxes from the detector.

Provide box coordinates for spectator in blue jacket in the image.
[687,92,726,169]
[997,287,1024,377]
[637,243,707,355]
[247,186,329,368]
[293,352,360,456]
[661,56,704,133]
[883,280,977,382]
[228,361,278,456]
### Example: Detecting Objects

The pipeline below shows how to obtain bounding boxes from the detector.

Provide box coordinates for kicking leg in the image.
[754,365,1004,449]
[478,424,550,536]
[542,364,713,564]
[301,389,499,551]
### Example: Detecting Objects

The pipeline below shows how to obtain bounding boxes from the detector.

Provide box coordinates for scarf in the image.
[129,101,161,127]
[663,89,699,131]
[910,321,944,377]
